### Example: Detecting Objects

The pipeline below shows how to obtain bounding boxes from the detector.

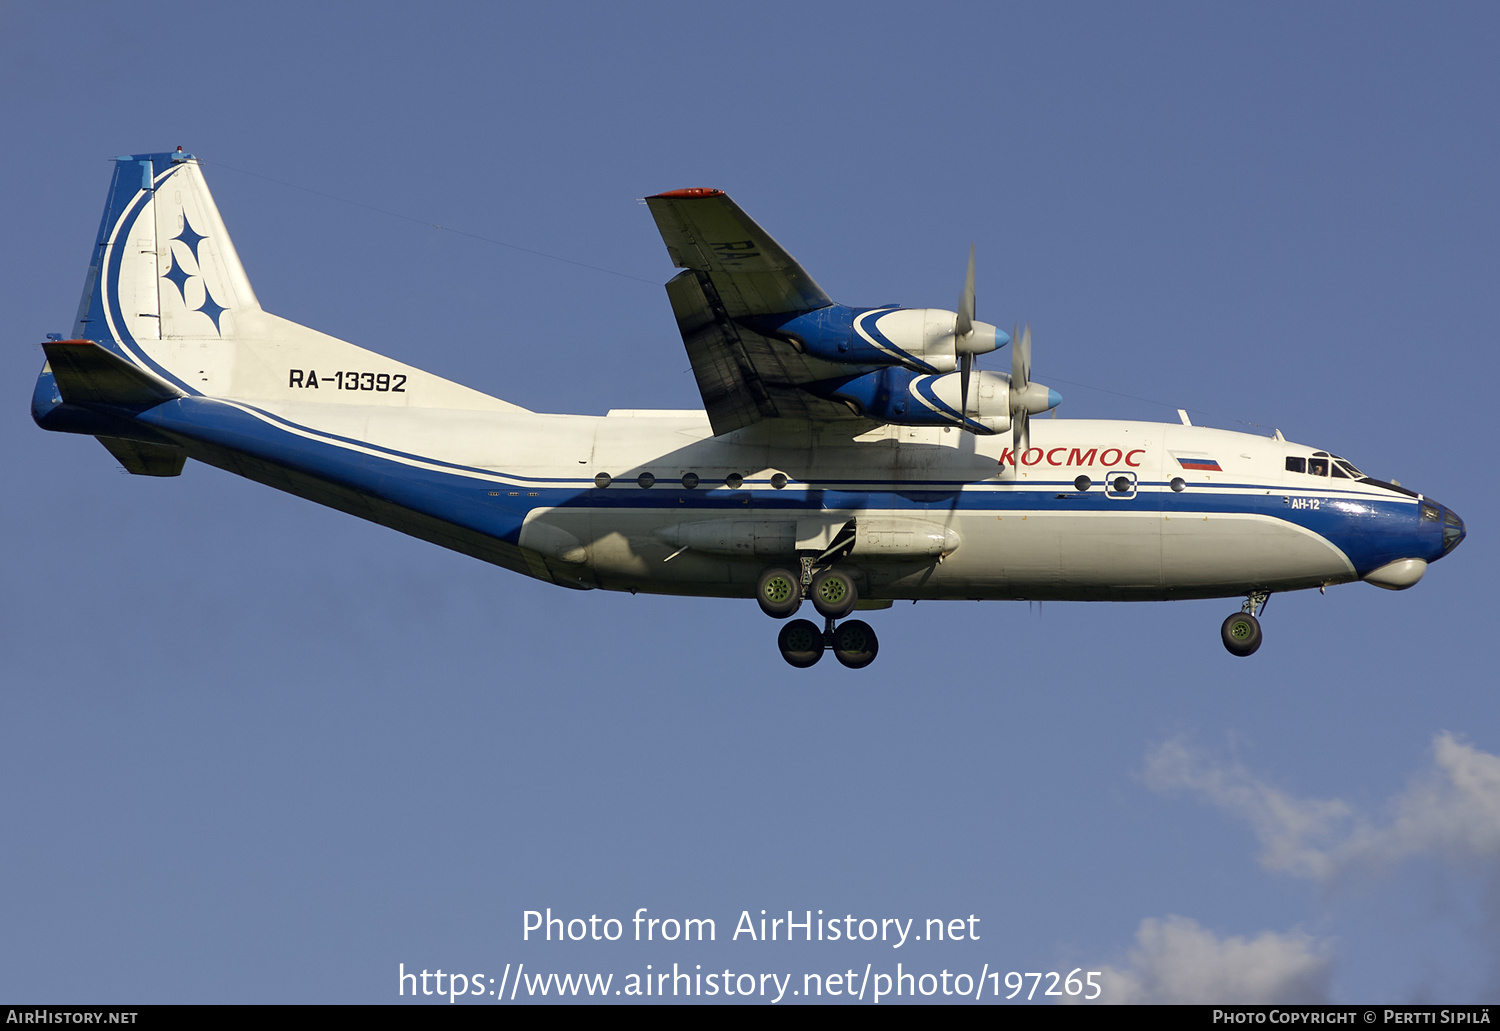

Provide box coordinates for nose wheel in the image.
[1221,591,1269,657]
[776,615,880,668]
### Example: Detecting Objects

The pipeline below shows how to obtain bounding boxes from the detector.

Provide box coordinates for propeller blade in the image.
[955,244,975,339]
[959,351,972,422]
[1010,323,1032,463]
[1012,323,1031,391]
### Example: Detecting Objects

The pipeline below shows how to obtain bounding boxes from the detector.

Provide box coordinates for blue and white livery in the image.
[32,152,1467,667]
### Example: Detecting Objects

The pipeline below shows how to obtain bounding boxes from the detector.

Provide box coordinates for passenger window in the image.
[1308,458,1329,476]
[1285,457,1306,473]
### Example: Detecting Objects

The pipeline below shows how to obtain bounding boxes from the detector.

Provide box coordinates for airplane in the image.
[32,150,1467,668]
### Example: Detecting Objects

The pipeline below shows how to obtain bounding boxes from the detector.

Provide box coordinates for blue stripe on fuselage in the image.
[131,397,1439,576]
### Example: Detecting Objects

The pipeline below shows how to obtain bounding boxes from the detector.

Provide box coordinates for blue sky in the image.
[2,1,1495,1004]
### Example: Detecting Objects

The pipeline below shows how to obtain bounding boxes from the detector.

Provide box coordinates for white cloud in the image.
[1350,733,1500,869]
[1094,915,1332,1004]
[1077,732,1500,1004]
[1142,738,1352,878]
[1143,732,1500,880]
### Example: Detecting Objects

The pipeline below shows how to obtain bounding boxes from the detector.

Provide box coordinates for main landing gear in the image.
[759,562,879,668]
[778,616,880,669]
[1221,591,1269,657]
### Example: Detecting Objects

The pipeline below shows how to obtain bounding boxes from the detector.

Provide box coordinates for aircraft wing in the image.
[645,189,831,316]
[647,189,864,436]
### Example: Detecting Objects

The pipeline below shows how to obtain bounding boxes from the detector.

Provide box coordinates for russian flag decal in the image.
[1176,456,1222,471]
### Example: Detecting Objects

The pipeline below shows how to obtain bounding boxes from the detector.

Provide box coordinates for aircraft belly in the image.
[1160,511,1354,592]
[522,506,751,597]
[927,510,1165,600]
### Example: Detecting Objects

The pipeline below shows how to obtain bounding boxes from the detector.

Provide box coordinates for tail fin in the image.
[59,150,524,412]
[74,149,259,351]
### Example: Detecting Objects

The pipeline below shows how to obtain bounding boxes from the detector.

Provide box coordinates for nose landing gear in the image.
[1221,591,1269,657]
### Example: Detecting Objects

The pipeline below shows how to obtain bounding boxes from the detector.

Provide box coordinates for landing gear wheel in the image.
[1221,612,1263,657]
[756,567,802,619]
[831,619,879,669]
[810,567,858,619]
[778,619,824,668]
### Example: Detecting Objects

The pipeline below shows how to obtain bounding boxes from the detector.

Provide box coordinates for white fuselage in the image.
[212,397,1398,604]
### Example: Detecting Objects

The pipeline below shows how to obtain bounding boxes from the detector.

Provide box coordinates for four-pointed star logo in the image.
[162,213,226,334]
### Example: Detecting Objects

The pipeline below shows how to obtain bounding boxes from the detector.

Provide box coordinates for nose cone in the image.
[957,321,1003,356]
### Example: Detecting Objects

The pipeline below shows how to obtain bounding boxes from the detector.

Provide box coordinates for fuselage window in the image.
[1308,458,1329,476]
[1285,456,1306,473]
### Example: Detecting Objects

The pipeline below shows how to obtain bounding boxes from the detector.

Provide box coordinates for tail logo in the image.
[161,213,227,334]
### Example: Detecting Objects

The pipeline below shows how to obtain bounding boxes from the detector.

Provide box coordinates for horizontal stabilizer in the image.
[42,340,183,407]
[96,436,186,476]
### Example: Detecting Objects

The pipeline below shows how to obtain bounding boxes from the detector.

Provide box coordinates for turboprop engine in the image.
[772,248,1061,440]
[752,304,1009,375]
[824,365,1059,435]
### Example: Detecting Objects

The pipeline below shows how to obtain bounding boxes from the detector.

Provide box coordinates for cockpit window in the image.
[1285,454,1365,479]
[1442,508,1465,553]
[1420,502,1441,521]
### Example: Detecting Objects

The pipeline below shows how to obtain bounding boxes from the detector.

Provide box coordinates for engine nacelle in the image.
[820,366,1060,434]
[753,304,1008,374]
[824,366,1013,434]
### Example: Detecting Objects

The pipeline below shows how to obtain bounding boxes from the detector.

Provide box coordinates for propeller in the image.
[956,245,976,421]
[948,246,1051,444]
[1012,323,1031,459]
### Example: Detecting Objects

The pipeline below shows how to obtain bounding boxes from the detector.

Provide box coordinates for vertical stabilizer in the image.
[73,150,260,355]
[53,149,524,413]
[153,155,259,340]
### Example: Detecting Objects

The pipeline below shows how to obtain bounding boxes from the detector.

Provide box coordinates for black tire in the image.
[831,619,879,669]
[810,567,858,619]
[1221,612,1263,657]
[756,567,802,619]
[778,619,824,668]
